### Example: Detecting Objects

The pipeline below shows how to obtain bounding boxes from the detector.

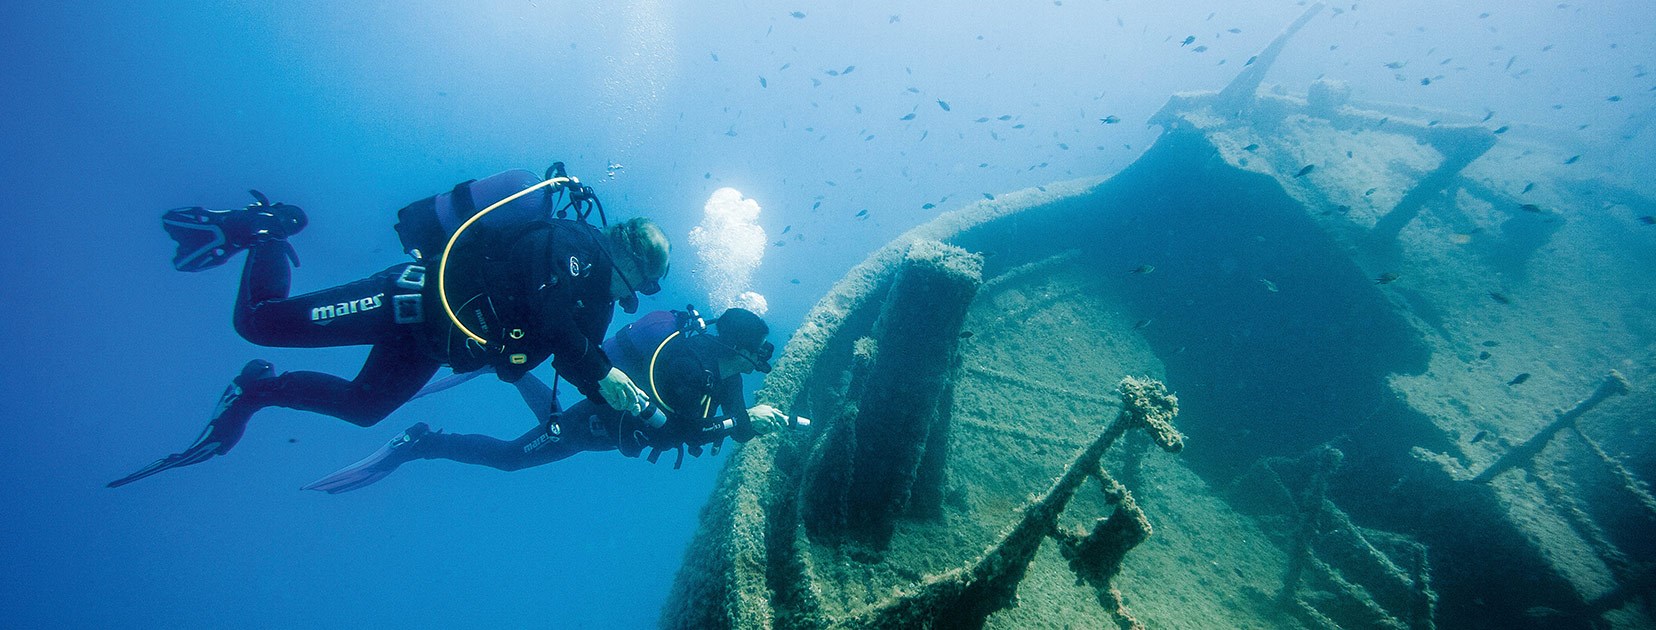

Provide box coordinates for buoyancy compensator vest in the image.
[389,163,614,377]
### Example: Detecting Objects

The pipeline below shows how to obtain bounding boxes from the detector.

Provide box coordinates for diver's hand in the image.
[747,404,791,436]
[597,367,648,415]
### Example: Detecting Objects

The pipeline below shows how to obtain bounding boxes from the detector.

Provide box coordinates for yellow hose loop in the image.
[647,331,681,414]
[437,177,573,345]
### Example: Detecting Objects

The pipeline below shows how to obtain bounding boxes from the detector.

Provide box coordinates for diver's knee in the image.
[347,393,411,428]
[232,308,283,346]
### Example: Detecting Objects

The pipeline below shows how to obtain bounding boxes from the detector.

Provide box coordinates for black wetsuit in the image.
[411,334,756,470]
[230,217,618,428]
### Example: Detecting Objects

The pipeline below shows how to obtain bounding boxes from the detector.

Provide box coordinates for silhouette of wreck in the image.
[664,4,1656,628]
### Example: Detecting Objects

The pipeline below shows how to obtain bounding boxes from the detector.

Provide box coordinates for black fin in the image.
[161,206,238,272]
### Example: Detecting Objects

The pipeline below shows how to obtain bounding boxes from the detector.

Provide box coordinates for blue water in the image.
[1,1,1650,628]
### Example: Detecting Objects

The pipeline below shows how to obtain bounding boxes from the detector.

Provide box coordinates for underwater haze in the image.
[1,1,1652,628]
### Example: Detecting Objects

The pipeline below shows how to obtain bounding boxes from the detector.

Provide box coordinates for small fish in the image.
[773,240,785,247]
[1607,95,1622,102]
[1375,272,1400,284]
[958,331,974,339]
[1181,35,1195,46]
[1227,28,1241,33]
[811,201,821,210]
[1245,55,1257,66]
[982,193,995,200]
[759,76,768,88]
[975,117,990,123]
[1192,45,1208,53]
[724,127,738,137]
[1478,351,1491,360]
[937,100,951,111]
[1133,318,1153,330]
[710,53,719,62]
[1259,278,1279,292]
[1243,143,1258,151]
[1519,203,1543,213]
[906,87,920,93]
[1470,430,1488,444]
[1129,264,1155,274]
[1481,340,1499,347]
[825,69,839,76]
[843,65,856,75]
[1481,111,1495,122]
[1101,115,1121,124]
[1364,187,1377,196]
[1420,78,1432,86]
[1521,182,1534,194]
[810,78,821,87]
[1507,373,1531,386]
[1058,142,1069,150]
[790,11,806,18]
[921,203,936,209]
[1384,61,1405,69]
[781,225,792,235]
[1563,155,1580,164]
[1294,164,1316,177]
[1012,124,1025,129]
[1493,125,1509,134]
[1638,215,1656,225]
[288,437,298,443]
[899,113,916,121]
[790,279,800,284]
[1488,292,1510,304]
[997,114,1012,121]
[779,63,791,70]
[855,209,868,219]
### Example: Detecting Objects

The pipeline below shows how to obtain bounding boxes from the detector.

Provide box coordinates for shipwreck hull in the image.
[663,13,1656,629]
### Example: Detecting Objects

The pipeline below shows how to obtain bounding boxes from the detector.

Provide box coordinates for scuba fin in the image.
[107,359,276,488]
[302,423,431,494]
[163,189,307,272]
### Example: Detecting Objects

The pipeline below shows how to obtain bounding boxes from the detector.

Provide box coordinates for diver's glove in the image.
[597,367,648,415]
[746,404,792,436]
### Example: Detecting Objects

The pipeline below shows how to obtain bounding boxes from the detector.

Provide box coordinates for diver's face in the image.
[609,263,634,301]
[716,349,758,376]
[610,249,663,301]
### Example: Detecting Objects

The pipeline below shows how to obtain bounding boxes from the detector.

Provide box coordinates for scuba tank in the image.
[602,305,708,381]
[392,163,606,264]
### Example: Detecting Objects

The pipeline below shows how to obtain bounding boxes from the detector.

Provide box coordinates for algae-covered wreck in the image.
[663,5,1656,628]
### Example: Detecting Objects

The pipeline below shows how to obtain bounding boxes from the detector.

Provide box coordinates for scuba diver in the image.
[110,165,672,488]
[302,307,805,493]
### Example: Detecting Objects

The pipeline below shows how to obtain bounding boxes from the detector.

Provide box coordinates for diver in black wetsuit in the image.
[110,167,672,488]
[302,308,802,494]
